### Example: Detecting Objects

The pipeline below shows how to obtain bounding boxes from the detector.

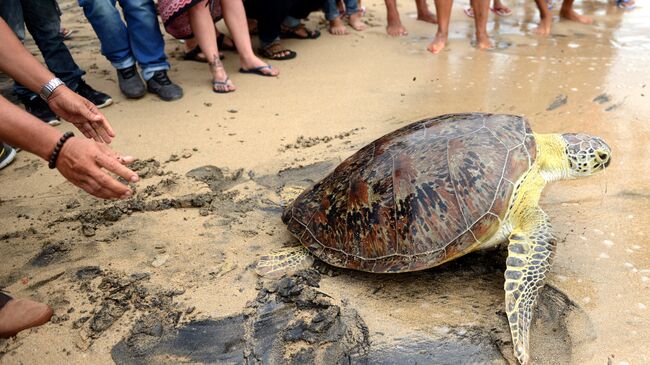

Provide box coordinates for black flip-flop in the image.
[183,45,224,62]
[239,65,277,77]
[217,33,237,51]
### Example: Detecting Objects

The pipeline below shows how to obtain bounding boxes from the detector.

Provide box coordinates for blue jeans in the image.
[78,0,169,80]
[0,0,85,100]
[324,0,358,21]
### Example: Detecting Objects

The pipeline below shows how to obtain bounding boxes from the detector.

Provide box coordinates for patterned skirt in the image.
[157,0,222,39]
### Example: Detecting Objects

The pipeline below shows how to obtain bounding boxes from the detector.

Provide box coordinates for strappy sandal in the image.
[213,78,235,93]
[258,42,297,60]
[279,24,321,39]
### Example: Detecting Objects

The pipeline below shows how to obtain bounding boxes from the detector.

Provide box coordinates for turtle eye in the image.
[595,150,610,164]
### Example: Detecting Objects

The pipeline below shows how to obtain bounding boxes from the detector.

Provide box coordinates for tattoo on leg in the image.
[209,53,223,72]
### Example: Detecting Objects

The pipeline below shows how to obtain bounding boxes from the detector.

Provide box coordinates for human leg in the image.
[220,0,279,75]
[78,0,135,70]
[345,0,366,30]
[78,0,146,98]
[415,0,437,23]
[385,0,407,36]
[0,292,53,338]
[118,0,171,80]
[325,0,348,35]
[281,0,324,40]
[188,0,235,92]
[559,0,593,24]
[427,0,451,54]
[533,0,552,35]
[19,0,85,92]
[288,0,327,20]
[0,0,26,41]
[471,0,493,49]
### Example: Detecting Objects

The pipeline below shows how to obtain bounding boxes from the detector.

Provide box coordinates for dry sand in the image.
[1,0,649,364]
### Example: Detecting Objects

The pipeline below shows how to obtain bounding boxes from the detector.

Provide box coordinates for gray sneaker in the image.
[117,65,146,99]
[147,70,183,101]
[0,142,17,170]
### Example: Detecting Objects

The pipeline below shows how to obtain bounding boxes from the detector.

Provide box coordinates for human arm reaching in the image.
[0,18,114,143]
[0,96,138,199]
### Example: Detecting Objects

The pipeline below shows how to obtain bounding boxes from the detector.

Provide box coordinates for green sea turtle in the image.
[257,113,611,364]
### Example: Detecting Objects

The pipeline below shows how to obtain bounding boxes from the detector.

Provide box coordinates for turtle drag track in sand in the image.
[1,158,594,364]
[2,0,650,361]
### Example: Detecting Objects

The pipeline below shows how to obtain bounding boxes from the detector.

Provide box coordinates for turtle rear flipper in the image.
[256,247,314,278]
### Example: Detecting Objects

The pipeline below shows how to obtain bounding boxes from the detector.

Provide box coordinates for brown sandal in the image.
[258,42,296,60]
[280,24,321,39]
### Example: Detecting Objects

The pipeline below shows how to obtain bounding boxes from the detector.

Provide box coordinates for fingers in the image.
[92,119,113,144]
[117,155,136,165]
[60,96,114,143]
[96,152,139,183]
[82,174,132,200]
[86,102,115,143]
[80,123,101,142]
[81,101,114,144]
[91,169,133,199]
[95,143,136,165]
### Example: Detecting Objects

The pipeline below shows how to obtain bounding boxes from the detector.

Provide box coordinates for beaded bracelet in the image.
[48,131,75,169]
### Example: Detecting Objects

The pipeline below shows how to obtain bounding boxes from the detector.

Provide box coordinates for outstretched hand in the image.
[56,138,139,200]
[47,86,115,143]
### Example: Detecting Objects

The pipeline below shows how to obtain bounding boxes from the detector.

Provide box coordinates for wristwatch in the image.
[39,77,65,101]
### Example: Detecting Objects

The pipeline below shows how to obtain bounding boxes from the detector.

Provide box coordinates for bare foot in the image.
[427,32,447,54]
[560,8,593,24]
[349,12,367,31]
[534,16,552,35]
[329,17,348,35]
[386,20,408,37]
[417,11,438,24]
[476,33,494,50]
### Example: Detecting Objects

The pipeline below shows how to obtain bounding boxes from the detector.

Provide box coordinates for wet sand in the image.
[1,0,649,364]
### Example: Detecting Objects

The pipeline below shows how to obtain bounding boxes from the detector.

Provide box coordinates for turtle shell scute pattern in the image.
[283,113,537,273]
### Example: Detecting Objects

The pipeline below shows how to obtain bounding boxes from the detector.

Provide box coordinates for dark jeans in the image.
[245,0,325,46]
[78,0,169,81]
[0,0,85,101]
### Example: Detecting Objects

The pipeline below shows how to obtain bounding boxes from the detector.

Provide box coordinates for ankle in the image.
[476,31,489,39]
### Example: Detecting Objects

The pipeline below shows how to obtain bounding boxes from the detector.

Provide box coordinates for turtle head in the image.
[561,133,611,178]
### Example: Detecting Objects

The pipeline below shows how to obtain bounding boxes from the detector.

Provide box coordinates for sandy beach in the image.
[1,0,649,363]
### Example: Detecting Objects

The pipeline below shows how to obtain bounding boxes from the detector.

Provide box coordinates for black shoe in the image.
[117,65,146,99]
[0,142,17,170]
[147,70,183,101]
[75,79,113,108]
[20,95,60,126]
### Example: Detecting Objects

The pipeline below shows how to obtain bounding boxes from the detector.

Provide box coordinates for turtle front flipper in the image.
[504,209,556,365]
[256,246,314,278]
